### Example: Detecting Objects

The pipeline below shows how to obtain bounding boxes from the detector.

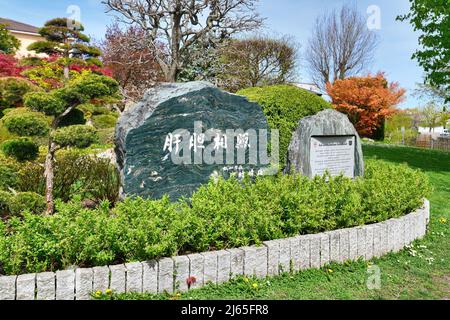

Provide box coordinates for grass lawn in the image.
[98,144,450,300]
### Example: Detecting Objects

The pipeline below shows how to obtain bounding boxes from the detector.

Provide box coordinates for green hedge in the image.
[0,159,431,275]
[1,108,50,137]
[1,138,39,162]
[237,85,331,167]
[0,77,41,110]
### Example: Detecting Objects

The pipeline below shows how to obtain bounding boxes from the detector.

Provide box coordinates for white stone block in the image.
[320,234,330,267]
[339,230,350,262]
[36,272,55,300]
[173,256,190,292]
[394,219,404,252]
[217,250,231,284]
[357,227,366,259]
[404,215,414,245]
[158,258,174,294]
[419,208,428,238]
[348,228,358,261]
[329,231,340,263]
[16,273,35,300]
[242,246,258,277]
[264,240,280,276]
[278,239,291,273]
[387,219,396,253]
[202,251,218,285]
[187,254,204,289]
[299,236,310,270]
[378,222,389,256]
[0,276,17,300]
[290,237,300,272]
[365,226,374,260]
[411,212,421,240]
[372,224,382,258]
[142,260,158,294]
[56,270,75,300]
[126,262,143,293]
[227,248,244,277]
[254,246,268,278]
[109,264,126,294]
[92,266,109,293]
[309,235,321,269]
[75,268,93,300]
[424,199,430,224]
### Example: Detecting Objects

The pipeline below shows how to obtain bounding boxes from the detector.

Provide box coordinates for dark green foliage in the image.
[28,18,101,61]
[24,74,120,117]
[0,191,11,216]
[0,24,20,54]
[52,125,98,149]
[0,77,40,109]
[1,138,39,162]
[0,164,18,190]
[238,85,331,166]
[7,192,46,217]
[59,108,86,127]
[23,92,66,116]
[0,159,430,274]
[1,108,50,136]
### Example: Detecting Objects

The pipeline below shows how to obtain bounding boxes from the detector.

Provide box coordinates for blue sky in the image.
[0,0,425,108]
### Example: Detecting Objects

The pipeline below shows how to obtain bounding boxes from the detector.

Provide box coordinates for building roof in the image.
[0,18,39,35]
[292,82,323,96]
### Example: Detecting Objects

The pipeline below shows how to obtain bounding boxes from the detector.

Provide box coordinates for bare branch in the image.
[305,4,378,90]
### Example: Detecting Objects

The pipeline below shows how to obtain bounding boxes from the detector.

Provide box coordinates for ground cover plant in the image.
[98,144,448,300]
[0,157,430,276]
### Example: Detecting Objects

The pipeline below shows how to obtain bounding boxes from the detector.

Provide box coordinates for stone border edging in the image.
[0,199,430,300]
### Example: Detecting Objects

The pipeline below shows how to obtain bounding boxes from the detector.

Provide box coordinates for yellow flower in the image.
[327,268,333,273]
[105,289,112,295]
[439,217,447,224]
[244,277,250,283]
[252,283,258,289]
[95,290,102,296]
[176,293,181,297]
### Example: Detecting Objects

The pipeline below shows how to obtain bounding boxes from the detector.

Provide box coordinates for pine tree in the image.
[28,18,102,79]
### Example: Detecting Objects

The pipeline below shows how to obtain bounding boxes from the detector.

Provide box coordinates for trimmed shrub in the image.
[237,85,331,166]
[23,91,66,116]
[7,192,46,216]
[0,159,430,275]
[0,191,11,216]
[92,114,118,129]
[1,108,50,137]
[0,77,40,110]
[0,164,18,190]
[52,125,98,148]
[1,138,39,162]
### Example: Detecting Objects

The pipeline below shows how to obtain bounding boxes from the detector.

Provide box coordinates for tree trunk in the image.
[168,7,182,83]
[167,66,178,82]
[64,65,70,80]
[44,140,57,215]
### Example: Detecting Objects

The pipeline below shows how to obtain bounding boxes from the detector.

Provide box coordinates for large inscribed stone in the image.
[115,82,271,200]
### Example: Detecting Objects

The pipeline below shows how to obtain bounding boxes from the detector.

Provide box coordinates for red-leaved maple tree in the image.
[326,73,406,138]
[0,53,24,77]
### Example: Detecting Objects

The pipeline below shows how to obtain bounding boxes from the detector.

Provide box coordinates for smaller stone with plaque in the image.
[285,109,364,178]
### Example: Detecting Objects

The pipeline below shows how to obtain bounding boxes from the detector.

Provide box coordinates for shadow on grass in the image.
[363,144,450,173]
